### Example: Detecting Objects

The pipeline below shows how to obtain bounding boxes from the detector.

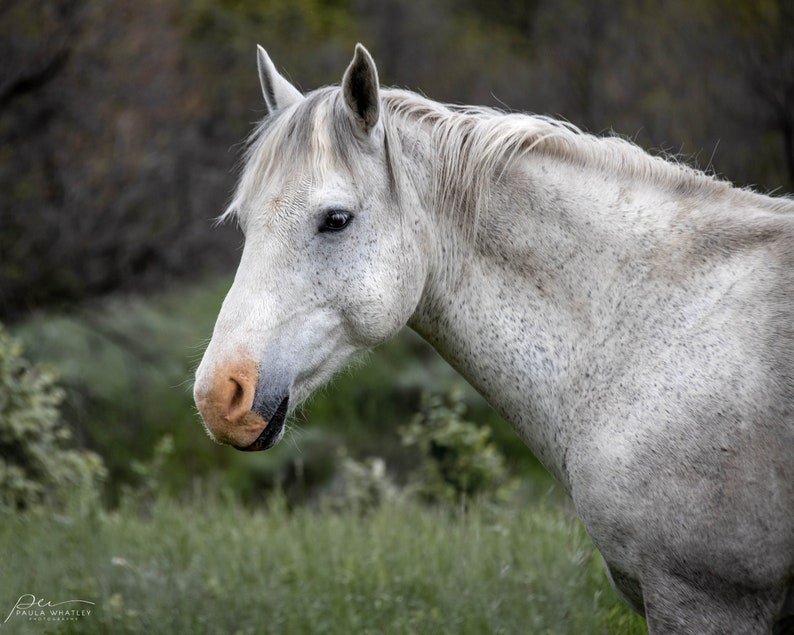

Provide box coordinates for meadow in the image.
[3,279,647,634]
[2,493,646,634]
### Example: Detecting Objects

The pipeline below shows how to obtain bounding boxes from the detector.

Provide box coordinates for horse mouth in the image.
[239,395,289,452]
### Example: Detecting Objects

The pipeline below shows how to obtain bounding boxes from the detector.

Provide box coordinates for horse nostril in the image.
[225,373,253,422]
[194,358,266,448]
[228,377,243,413]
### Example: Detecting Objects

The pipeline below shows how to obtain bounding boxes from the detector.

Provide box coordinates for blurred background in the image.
[1,0,793,506]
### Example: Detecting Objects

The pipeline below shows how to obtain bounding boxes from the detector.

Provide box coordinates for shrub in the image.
[321,451,399,514]
[119,434,176,514]
[400,387,514,506]
[0,324,105,511]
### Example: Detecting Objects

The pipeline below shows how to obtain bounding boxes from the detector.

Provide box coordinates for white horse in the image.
[194,44,794,633]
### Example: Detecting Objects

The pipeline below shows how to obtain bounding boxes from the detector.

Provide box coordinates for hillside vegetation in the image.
[9,278,547,503]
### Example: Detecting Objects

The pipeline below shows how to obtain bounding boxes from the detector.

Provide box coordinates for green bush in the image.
[400,387,514,506]
[0,324,105,511]
[320,451,399,514]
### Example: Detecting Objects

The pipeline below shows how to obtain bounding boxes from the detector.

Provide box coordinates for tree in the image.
[0,0,238,320]
[723,0,794,190]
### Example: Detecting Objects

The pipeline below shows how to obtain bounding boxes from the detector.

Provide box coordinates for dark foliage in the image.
[1,0,791,319]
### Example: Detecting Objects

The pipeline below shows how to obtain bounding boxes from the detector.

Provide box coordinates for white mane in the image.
[224,85,790,228]
[381,90,744,229]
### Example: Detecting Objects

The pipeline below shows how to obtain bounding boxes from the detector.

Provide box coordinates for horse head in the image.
[193,45,429,450]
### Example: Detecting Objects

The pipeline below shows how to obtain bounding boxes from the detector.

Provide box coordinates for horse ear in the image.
[342,43,380,135]
[257,45,303,115]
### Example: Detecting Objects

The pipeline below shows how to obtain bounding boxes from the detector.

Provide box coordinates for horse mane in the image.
[380,90,742,231]
[223,84,791,228]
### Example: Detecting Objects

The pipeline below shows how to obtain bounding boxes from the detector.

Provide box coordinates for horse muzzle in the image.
[193,358,288,451]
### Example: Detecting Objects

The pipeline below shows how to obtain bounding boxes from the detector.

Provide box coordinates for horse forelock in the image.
[222,88,347,224]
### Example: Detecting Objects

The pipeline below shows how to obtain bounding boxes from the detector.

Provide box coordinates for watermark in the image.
[2,594,94,627]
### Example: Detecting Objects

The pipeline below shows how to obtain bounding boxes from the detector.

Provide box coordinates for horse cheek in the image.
[341,251,420,347]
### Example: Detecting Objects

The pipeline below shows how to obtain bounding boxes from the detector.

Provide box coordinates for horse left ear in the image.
[342,44,380,136]
[257,45,303,115]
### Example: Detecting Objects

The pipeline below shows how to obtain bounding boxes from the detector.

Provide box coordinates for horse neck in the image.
[408,151,675,487]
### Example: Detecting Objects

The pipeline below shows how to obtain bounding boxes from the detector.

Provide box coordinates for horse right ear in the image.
[257,46,303,115]
[342,44,380,137]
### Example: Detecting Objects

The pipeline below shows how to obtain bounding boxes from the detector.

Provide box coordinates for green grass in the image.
[1,495,647,635]
[4,277,647,633]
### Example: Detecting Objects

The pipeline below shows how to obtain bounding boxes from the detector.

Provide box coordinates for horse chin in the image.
[238,395,289,452]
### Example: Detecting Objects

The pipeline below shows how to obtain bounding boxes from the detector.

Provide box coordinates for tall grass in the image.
[1,494,646,635]
[5,278,647,633]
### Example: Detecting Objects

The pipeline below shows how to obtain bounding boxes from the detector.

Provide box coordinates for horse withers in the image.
[194,44,794,633]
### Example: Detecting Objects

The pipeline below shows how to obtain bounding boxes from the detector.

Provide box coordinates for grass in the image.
[1,494,647,635]
[4,278,648,633]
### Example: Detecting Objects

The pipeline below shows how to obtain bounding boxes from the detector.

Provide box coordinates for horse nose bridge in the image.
[193,356,267,448]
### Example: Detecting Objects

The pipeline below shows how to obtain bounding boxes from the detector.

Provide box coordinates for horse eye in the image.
[319,209,353,233]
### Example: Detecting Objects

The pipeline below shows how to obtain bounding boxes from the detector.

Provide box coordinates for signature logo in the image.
[3,594,95,626]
